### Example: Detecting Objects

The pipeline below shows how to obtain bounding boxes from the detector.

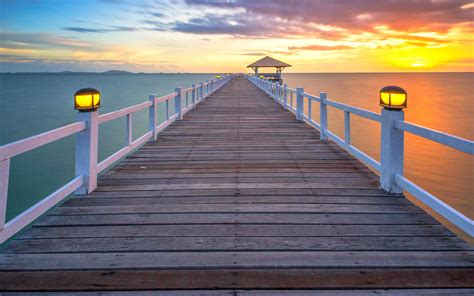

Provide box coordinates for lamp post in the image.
[74,88,100,195]
[380,86,407,194]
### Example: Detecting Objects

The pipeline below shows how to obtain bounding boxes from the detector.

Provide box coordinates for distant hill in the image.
[102,70,133,74]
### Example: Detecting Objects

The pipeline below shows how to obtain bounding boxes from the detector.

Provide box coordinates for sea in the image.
[0,72,472,233]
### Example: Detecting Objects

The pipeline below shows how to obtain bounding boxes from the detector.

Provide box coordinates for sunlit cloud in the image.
[288,45,353,51]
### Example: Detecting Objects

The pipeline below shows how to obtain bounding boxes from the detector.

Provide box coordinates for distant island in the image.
[101,70,133,74]
[57,70,134,74]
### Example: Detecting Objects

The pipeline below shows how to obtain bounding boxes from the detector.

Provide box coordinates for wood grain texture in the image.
[4,289,474,296]
[0,75,472,291]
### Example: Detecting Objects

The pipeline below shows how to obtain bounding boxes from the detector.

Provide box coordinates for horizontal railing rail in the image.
[394,120,473,154]
[247,75,474,237]
[0,74,235,243]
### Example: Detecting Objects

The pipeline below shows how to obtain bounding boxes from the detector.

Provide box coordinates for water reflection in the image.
[283,73,473,220]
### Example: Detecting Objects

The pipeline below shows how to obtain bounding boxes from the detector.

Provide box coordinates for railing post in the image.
[199,82,204,102]
[191,84,196,109]
[296,87,304,121]
[175,87,183,120]
[75,110,99,195]
[380,108,404,193]
[308,98,312,120]
[0,159,10,229]
[344,111,351,145]
[126,113,132,145]
[273,83,278,102]
[283,84,288,109]
[149,95,157,141]
[277,84,281,103]
[320,92,328,140]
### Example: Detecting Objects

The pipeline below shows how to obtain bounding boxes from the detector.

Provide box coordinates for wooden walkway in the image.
[0,76,473,293]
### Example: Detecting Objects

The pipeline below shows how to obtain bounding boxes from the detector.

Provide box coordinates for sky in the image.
[0,0,473,73]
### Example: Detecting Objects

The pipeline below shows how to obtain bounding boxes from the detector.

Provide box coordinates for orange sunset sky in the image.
[0,0,473,73]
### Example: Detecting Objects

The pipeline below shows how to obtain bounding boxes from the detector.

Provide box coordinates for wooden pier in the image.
[0,76,473,293]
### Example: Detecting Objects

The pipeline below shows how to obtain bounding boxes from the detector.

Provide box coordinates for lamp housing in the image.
[379,86,407,110]
[74,88,101,112]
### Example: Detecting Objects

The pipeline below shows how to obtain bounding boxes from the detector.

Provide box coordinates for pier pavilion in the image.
[247,56,291,84]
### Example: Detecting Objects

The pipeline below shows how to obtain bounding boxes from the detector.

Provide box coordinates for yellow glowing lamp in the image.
[74,88,101,112]
[379,86,407,110]
[216,75,221,79]
[259,75,264,79]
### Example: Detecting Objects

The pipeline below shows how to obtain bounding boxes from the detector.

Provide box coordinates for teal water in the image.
[0,73,216,221]
[0,72,473,226]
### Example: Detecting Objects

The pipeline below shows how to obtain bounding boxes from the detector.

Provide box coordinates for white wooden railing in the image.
[247,75,474,237]
[0,74,234,243]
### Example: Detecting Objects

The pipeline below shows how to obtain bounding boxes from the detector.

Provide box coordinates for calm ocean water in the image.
[1,73,472,228]
[282,72,473,226]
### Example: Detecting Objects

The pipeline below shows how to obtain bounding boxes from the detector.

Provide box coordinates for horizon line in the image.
[1,71,472,74]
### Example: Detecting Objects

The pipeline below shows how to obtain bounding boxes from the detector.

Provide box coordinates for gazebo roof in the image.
[247,56,292,68]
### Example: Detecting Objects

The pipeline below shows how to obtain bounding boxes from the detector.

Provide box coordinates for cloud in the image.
[386,34,449,44]
[180,0,473,37]
[0,31,103,51]
[64,1,472,42]
[240,50,294,56]
[63,26,139,33]
[63,27,108,33]
[171,16,258,35]
[241,52,269,56]
[288,45,353,51]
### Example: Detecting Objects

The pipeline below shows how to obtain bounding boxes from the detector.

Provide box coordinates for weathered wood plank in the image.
[6,236,470,254]
[18,224,454,239]
[1,251,473,270]
[61,195,410,207]
[1,269,473,291]
[3,289,474,295]
[97,176,379,186]
[49,203,423,215]
[36,213,438,227]
[87,188,395,197]
[93,181,381,192]
[103,170,375,178]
